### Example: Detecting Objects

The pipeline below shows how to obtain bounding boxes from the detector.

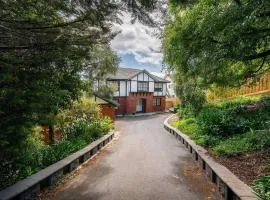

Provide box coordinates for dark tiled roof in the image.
[107,68,170,83]
[107,68,141,80]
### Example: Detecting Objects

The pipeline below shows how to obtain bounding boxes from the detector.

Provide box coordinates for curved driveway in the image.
[52,114,221,200]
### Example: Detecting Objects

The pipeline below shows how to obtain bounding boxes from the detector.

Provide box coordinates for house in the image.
[93,96,119,121]
[106,68,170,115]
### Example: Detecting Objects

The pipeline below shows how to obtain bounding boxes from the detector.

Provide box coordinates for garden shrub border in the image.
[164,115,258,200]
[0,131,114,200]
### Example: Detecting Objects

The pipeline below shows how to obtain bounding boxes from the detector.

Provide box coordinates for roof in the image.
[94,95,119,107]
[107,68,170,83]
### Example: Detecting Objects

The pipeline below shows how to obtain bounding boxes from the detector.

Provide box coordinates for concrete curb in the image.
[0,132,115,200]
[164,115,258,200]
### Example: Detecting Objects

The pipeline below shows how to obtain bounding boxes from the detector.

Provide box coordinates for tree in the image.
[0,0,161,188]
[164,0,270,87]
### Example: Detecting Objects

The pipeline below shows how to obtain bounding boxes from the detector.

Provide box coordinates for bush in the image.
[197,107,224,136]
[253,176,270,200]
[174,104,180,112]
[197,96,270,137]
[178,118,198,135]
[178,104,196,118]
[56,97,101,132]
[213,130,270,155]
[0,97,114,190]
[0,126,46,189]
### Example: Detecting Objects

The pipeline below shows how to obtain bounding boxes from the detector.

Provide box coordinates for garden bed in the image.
[172,96,270,199]
[210,148,270,185]
[171,118,270,187]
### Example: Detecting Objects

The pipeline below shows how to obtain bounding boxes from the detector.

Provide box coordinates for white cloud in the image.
[111,13,163,66]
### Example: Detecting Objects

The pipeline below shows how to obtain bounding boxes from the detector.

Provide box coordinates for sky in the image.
[111,13,164,77]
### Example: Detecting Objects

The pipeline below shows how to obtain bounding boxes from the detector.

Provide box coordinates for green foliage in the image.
[0,96,113,190]
[174,104,180,112]
[174,73,206,114]
[253,176,270,200]
[56,98,101,132]
[164,0,270,87]
[0,0,159,189]
[197,107,224,136]
[177,118,198,135]
[213,130,270,155]
[164,0,270,115]
[172,96,270,155]
[197,97,270,137]
[178,104,196,118]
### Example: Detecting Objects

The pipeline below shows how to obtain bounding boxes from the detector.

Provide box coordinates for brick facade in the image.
[115,93,166,115]
[153,96,166,112]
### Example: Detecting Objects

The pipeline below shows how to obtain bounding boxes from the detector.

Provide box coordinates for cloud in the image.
[111,13,163,66]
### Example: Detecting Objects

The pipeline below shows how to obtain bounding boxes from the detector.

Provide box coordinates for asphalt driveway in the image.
[51,114,221,200]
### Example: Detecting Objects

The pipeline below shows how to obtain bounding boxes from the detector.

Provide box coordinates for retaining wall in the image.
[0,132,114,200]
[164,116,258,200]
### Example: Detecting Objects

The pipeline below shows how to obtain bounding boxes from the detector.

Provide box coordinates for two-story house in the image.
[106,68,170,115]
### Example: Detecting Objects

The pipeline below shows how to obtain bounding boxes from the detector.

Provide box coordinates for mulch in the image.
[209,147,270,185]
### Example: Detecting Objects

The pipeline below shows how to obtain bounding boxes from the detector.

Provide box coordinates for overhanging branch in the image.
[245,50,270,60]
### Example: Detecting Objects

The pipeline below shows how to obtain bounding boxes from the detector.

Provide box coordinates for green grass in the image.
[170,121,180,128]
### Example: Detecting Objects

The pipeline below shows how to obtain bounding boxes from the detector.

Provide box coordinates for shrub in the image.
[64,118,89,140]
[213,130,270,155]
[178,104,196,118]
[178,118,198,135]
[173,104,180,112]
[197,107,224,136]
[197,96,270,137]
[0,126,46,189]
[253,176,270,200]
[0,98,113,190]
[99,117,114,134]
[56,97,101,132]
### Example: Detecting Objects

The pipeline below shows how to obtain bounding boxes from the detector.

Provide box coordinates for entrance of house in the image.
[136,98,146,113]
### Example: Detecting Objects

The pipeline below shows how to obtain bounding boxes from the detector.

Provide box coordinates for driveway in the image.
[51,114,221,200]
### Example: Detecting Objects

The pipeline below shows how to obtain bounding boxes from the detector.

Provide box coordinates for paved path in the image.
[51,114,221,200]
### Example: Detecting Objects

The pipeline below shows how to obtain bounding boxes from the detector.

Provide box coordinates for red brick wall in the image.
[127,92,154,114]
[153,96,166,112]
[99,104,115,121]
[115,94,166,115]
[115,97,127,115]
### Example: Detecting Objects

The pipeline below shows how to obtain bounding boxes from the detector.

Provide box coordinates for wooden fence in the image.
[165,97,180,109]
[207,72,270,102]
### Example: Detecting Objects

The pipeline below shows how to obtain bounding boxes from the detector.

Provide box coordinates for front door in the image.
[136,99,146,113]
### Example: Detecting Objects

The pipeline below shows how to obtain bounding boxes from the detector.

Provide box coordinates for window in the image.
[138,81,148,91]
[154,83,163,92]
[153,98,161,106]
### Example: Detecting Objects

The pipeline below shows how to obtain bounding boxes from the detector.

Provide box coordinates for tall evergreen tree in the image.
[0,0,160,188]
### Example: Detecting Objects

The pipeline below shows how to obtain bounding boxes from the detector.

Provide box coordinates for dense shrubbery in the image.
[197,96,270,138]
[0,98,113,190]
[174,96,270,152]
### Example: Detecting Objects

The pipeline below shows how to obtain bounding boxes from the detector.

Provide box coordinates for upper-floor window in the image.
[138,81,148,92]
[154,83,163,92]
